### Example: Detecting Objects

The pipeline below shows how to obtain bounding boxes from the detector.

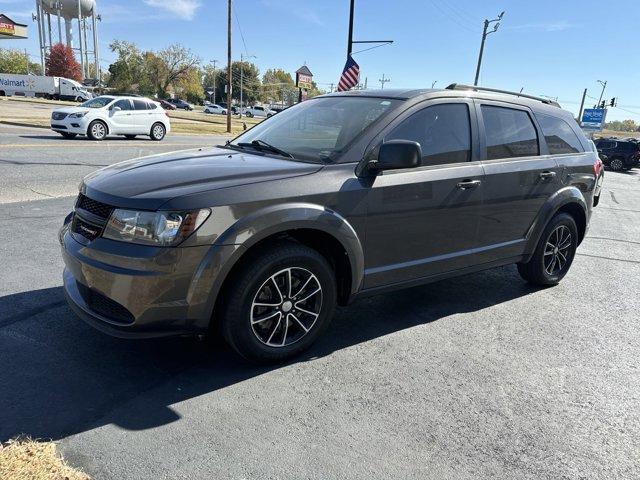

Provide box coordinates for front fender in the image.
[186,203,365,330]
[216,202,365,294]
[523,186,588,260]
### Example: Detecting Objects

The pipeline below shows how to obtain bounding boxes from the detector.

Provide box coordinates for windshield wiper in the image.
[237,140,293,158]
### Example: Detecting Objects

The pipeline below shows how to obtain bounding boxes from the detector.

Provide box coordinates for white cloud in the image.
[143,0,201,21]
[507,20,577,32]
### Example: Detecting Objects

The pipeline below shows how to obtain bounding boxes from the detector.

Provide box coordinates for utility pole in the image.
[578,88,587,123]
[226,0,232,133]
[431,80,437,88]
[210,59,218,104]
[379,73,390,89]
[597,80,607,108]
[473,11,504,86]
[239,53,256,118]
[329,83,334,93]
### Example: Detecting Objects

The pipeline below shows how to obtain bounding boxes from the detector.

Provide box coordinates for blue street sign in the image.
[581,108,607,130]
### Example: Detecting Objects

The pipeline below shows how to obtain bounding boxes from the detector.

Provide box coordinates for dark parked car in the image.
[594,138,640,171]
[158,99,177,110]
[61,84,603,363]
[165,98,193,111]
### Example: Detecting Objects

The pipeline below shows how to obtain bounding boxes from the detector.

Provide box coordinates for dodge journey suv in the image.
[61,84,604,363]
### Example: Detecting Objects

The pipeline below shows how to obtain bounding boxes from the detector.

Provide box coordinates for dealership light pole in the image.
[473,11,505,86]
[226,0,232,133]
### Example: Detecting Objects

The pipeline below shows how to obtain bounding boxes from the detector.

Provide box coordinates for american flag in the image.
[337,55,360,92]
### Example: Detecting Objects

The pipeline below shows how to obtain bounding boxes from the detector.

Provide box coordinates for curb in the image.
[0,120,49,129]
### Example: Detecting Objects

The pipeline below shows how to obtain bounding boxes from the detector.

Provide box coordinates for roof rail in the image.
[445,83,561,107]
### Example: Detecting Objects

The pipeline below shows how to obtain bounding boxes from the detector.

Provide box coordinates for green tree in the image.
[0,48,29,74]
[107,40,145,93]
[215,61,260,105]
[148,44,201,98]
[261,68,296,105]
[176,67,204,104]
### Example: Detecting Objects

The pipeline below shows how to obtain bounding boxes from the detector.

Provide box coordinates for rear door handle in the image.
[539,171,557,180]
[456,179,481,190]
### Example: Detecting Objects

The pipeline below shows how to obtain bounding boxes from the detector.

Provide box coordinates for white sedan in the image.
[203,104,227,115]
[50,95,171,141]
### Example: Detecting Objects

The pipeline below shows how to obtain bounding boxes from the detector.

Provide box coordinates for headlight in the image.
[69,111,88,118]
[102,208,210,246]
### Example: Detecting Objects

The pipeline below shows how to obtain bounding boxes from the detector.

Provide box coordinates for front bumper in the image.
[51,115,91,134]
[61,223,238,338]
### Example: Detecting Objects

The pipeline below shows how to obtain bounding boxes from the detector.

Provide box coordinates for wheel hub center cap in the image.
[282,300,293,313]
[554,247,559,254]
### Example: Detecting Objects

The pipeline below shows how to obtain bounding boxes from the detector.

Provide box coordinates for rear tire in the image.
[150,122,166,141]
[517,213,578,286]
[221,241,337,364]
[87,120,107,141]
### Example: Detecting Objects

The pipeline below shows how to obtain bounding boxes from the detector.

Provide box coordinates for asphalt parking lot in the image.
[1,124,639,479]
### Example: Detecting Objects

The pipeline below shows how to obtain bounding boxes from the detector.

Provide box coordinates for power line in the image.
[428,0,478,33]
[233,6,249,57]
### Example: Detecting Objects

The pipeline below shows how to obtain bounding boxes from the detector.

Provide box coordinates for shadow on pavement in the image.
[18,134,156,142]
[0,266,537,442]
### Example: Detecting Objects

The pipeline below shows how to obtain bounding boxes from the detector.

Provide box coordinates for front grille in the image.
[76,282,135,325]
[52,112,68,120]
[76,193,114,219]
[71,215,102,241]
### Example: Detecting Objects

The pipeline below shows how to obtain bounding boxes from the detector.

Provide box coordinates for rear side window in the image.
[133,99,148,110]
[481,105,538,159]
[387,103,471,165]
[536,114,583,154]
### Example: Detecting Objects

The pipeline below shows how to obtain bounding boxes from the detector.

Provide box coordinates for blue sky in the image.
[2,0,640,121]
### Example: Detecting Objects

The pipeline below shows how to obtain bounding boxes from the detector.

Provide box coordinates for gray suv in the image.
[60,84,604,363]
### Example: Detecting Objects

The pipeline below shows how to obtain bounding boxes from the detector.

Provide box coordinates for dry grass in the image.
[594,129,640,139]
[0,438,89,480]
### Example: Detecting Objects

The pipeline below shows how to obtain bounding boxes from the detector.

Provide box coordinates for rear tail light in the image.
[593,157,603,176]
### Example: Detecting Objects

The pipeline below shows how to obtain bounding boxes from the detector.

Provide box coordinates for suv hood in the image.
[82,147,323,209]
[53,106,90,115]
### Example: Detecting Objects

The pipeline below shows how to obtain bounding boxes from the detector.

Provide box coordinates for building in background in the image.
[0,14,28,40]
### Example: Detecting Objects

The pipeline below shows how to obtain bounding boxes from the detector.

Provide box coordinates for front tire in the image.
[609,157,624,172]
[221,242,337,364]
[150,122,166,141]
[517,213,578,286]
[87,120,107,141]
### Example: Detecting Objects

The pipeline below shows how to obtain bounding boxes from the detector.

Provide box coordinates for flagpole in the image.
[347,0,355,56]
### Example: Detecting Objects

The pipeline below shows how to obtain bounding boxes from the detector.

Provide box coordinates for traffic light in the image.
[610,97,616,107]
[599,100,606,109]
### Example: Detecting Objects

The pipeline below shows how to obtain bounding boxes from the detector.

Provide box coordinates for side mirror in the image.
[371,140,422,172]
[111,106,121,112]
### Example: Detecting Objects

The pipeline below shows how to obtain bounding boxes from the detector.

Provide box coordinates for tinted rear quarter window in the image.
[536,113,583,154]
[133,99,148,110]
[387,103,471,165]
[481,105,538,160]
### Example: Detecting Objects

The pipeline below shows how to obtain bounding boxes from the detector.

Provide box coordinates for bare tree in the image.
[150,44,201,98]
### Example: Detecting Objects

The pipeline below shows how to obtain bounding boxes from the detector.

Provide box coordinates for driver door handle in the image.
[539,171,557,180]
[456,179,481,190]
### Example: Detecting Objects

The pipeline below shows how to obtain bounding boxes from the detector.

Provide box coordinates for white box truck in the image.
[0,74,91,101]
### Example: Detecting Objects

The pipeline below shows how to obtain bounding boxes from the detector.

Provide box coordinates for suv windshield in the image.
[229,96,400,162]
[81,96,115,108]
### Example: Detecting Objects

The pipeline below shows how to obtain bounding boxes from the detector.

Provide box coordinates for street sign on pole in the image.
[580,108,607,131]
